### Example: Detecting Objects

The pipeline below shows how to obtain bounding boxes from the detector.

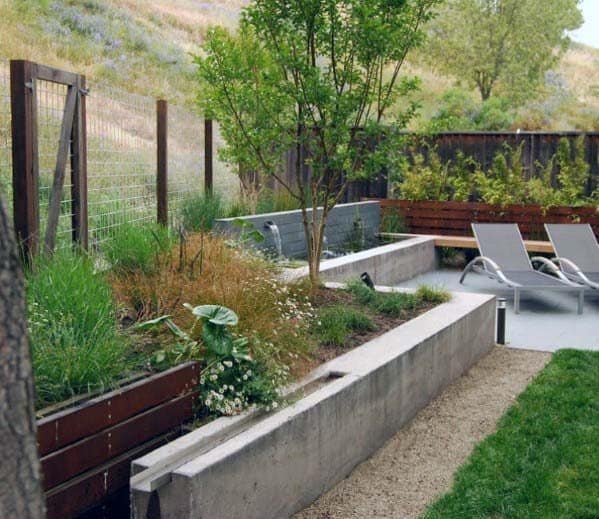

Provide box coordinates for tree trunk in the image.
[0,197,45,519]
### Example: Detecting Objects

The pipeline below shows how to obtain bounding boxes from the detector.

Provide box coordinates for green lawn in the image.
[423,350,599,519]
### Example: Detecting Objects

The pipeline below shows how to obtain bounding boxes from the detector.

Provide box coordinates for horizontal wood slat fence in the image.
[377,199,599,242]
[37,362,199,519]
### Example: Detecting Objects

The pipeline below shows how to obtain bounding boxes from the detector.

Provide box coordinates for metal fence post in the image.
[204,118,213,196]
[157,99,168,225]
[71,74,88,250]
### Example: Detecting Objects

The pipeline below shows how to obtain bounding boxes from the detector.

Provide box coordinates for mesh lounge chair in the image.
[460,223,585,314]
[544,224,599,290]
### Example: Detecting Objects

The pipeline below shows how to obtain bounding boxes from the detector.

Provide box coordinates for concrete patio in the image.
[396,268,599,352]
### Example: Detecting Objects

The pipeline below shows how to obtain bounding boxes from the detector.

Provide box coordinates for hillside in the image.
[0,0,597,129]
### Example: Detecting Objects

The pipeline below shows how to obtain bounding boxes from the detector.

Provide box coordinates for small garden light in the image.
[497,298,507,345]
[360,272,375,290]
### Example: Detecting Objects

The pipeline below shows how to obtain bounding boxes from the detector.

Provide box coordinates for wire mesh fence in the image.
[37,79,74,249]
[3,59,241,252]
[168,103,203,221]
[0,62,12,215]
[86,83,156,245]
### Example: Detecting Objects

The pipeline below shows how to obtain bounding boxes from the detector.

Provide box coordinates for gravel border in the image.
[293,346,551,519]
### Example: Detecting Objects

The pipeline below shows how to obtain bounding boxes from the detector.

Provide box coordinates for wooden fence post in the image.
[204,118,213,196]
[10,60,39,261]
[157,100,168,225]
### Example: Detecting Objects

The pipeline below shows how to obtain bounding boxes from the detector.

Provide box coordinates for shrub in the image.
[179,192,225,232]
[374,291,418,316]
[346,278,378,306]
[255,188,300,214]
[138,304,288,416]
[26,251,127,407]
[346,279,418,317]
[474,143,528,205]
[555,136,590,206]
[110,233,315,366]
[314,306,375,346]
[415,285,451,304]
[380,212,408,234]
[103,223,173,275]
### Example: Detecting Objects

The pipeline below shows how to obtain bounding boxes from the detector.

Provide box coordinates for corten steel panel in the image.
[41,393,195,491]
[45,432,180,519]
[37,362,199,456]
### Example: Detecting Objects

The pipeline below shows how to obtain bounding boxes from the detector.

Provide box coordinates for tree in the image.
[196,0,439,287]
[0,197,45,519]
[425,0,583,102]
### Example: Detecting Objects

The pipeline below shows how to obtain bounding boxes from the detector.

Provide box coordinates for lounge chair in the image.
[544,224,599,290]
[460,223,585,314]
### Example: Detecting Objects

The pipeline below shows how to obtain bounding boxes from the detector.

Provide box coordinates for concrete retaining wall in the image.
[286,235,437,285]
[131,290,496,519]
[213,201,380,258]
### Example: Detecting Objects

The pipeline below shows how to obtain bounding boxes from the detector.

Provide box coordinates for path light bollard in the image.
[361,272,375,290]
[497,298,507,345]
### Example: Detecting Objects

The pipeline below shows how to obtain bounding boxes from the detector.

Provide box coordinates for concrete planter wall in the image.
[285,235,437,285]
[130,290,496,519]
[214,201,380,258]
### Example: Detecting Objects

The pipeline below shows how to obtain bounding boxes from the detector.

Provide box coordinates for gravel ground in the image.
[293,346,551,519]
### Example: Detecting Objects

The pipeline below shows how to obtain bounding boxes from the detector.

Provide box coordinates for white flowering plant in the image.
[137,303,286,416]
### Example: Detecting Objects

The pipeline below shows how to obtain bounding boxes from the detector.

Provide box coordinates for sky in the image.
[571,0,599,48]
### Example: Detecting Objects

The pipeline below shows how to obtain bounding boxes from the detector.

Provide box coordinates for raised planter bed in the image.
[36,362,200,519]
[283,235,437,286]
[129,288,496,519]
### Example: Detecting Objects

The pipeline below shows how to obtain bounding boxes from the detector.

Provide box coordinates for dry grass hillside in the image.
[0,0,597,128]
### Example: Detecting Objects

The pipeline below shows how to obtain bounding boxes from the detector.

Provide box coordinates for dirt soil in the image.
[293,346,551,519]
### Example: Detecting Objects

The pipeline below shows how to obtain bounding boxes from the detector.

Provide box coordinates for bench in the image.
[379,233,554,254]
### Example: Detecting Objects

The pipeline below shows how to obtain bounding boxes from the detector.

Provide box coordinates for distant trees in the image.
[425,0,583,103]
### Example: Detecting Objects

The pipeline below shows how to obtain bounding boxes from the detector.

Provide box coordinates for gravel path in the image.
[293,346,551,519]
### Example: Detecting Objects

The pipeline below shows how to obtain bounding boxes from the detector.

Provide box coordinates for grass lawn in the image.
[423,350,599,519]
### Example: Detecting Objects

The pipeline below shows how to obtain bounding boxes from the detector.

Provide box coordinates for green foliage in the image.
[179,193,225,232]
[426,89,514,132]
[103,223,174,275]
[415,285,451,304]
[380,212,408,234]
[424,350,599,518]
[425,0,583,103]
[138,303,285,416]
[556,135,590,206]
[346,278,378,306]
[344,209,366,252]
[255,189,301,214]
[314,306,375,347]
[373,291,418,317]
[474,143,528,205]
[392,145,479,202]
[26,251,127,407]
[391,138,594,208]
[397,149,451,201]
[196,0,439,285]
[346,279,443,317]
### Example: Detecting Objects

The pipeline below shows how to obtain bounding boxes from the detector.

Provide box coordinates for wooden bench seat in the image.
[379,233,554,254]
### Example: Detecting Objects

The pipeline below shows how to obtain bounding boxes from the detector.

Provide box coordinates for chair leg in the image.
[514,288,520,314]
[578,290,584,315]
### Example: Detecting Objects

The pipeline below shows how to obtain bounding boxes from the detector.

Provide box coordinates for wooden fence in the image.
[272,132,599,202]
[37,362,199,519]
[378,199,599,241]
